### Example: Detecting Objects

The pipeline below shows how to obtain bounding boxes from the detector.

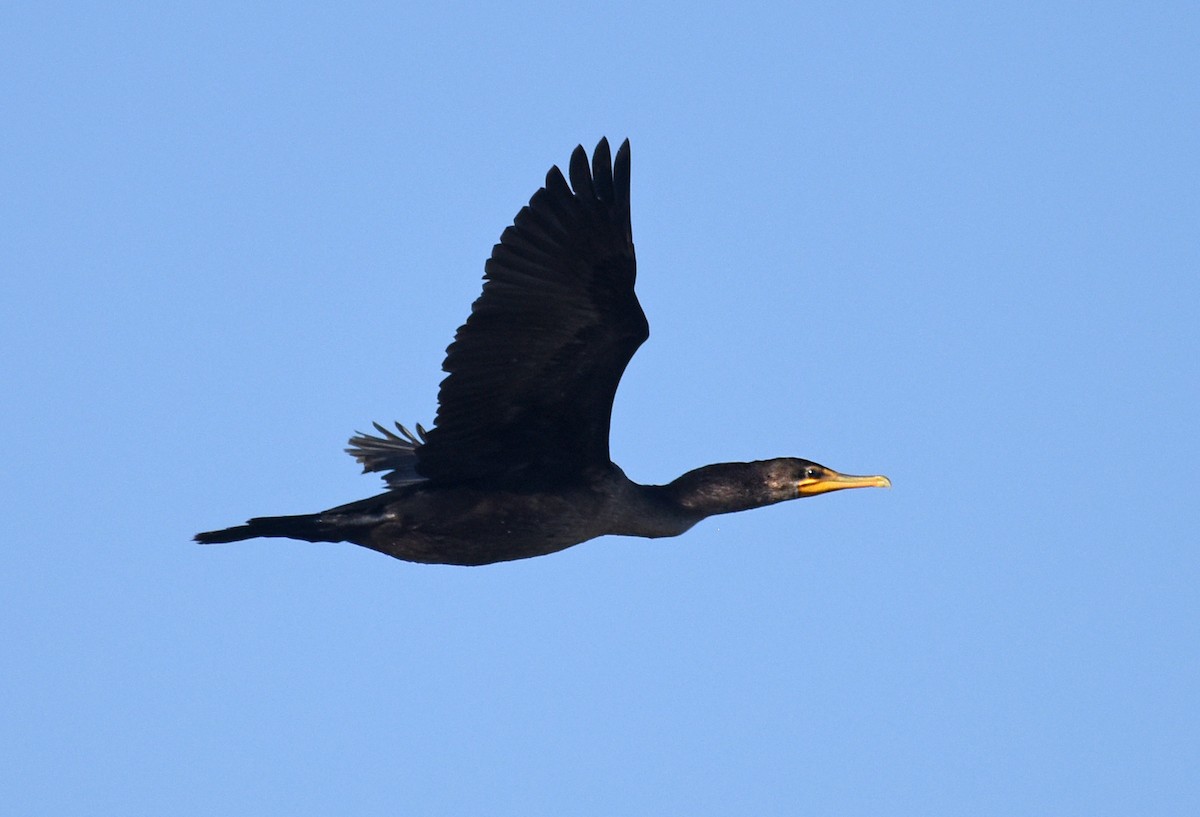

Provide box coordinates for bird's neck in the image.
[658,462,781,520]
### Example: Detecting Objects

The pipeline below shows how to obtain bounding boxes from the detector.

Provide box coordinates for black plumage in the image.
[195,139,889,566]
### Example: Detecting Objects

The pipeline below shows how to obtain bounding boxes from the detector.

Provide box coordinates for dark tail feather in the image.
[195,513,345,545]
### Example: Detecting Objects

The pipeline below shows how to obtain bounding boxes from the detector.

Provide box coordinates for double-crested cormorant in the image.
[196,139,889,566]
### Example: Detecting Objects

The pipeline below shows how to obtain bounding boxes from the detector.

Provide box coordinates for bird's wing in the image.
[345,422,429,488]
[414,138,647,485]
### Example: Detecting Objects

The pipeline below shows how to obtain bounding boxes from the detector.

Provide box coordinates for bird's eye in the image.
[805,467,821,479]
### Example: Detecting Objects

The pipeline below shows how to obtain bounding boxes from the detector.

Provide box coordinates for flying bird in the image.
[196,138,889,565]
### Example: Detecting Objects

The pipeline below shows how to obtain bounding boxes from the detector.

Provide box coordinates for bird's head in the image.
[667,458,890,519]
[765,458,891,500]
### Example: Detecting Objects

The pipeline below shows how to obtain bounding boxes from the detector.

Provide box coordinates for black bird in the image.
[196,139,889,565]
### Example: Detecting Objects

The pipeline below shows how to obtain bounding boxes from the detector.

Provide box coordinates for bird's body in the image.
[221,464,698,566]
[197,139,889,565]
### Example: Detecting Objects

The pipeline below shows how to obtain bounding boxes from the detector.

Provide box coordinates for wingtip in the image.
[568,144,595,197]
[613,138,631,205]
[591,138,615,202]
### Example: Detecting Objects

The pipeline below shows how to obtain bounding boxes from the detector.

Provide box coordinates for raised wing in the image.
[414,138,646,486]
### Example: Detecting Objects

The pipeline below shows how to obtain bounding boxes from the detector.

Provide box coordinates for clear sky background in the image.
[3,2,1197,815]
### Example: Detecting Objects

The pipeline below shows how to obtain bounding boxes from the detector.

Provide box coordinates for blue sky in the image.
[3,2,1197,814]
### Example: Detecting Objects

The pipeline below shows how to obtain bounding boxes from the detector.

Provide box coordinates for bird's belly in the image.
[362,489,610,566]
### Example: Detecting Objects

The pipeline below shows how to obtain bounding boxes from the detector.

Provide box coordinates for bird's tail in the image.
[196,493,394,546]
[195,513,348,545]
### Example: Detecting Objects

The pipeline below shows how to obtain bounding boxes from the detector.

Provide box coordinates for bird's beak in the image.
[797,470,892,497]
